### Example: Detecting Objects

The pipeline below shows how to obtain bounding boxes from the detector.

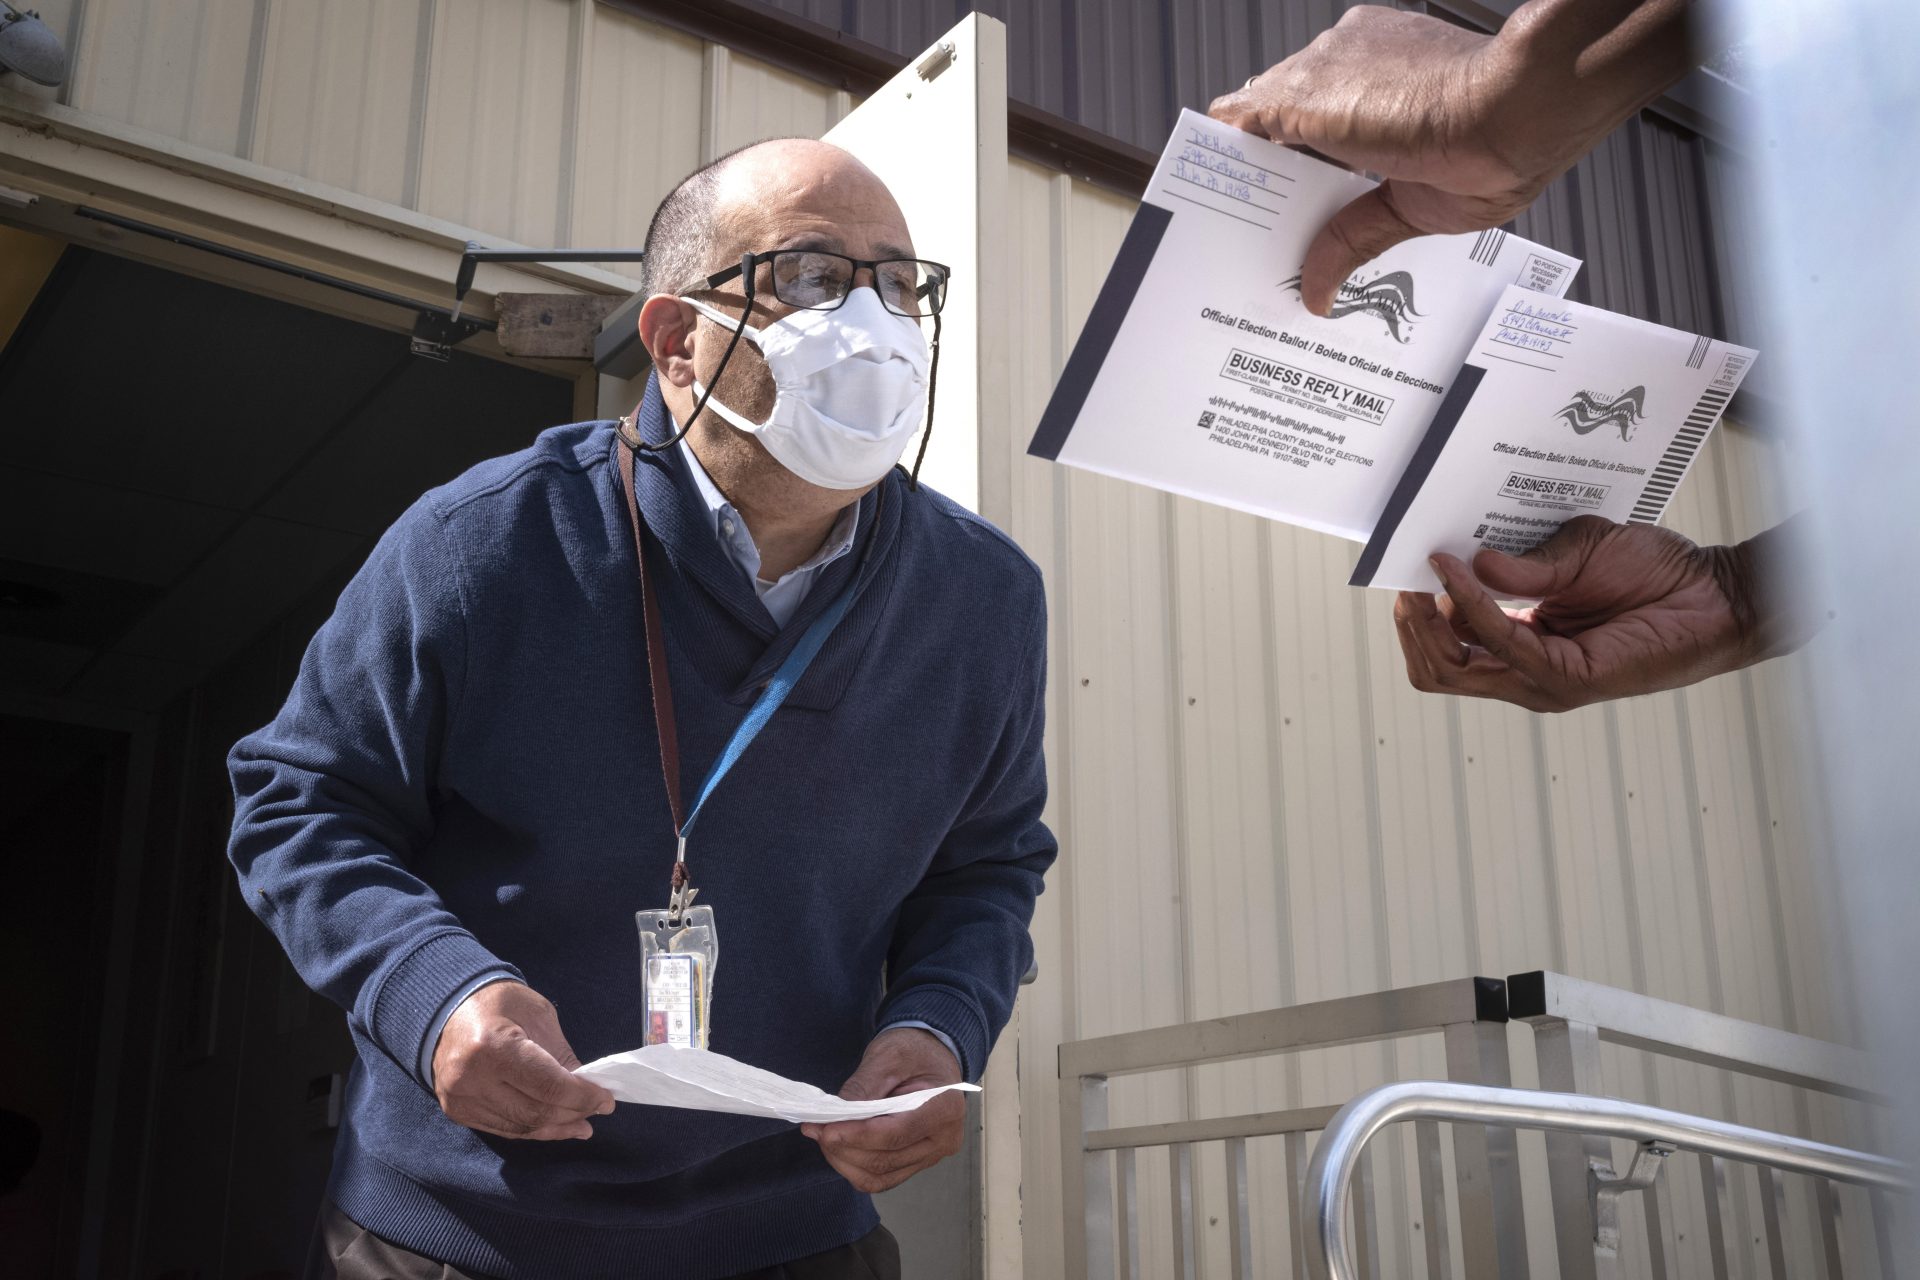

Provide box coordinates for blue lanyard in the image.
[617,435,871,904]
[679,574,859,839]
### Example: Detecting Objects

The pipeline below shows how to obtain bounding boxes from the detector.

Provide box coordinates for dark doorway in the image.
[0,233,577,1277]
[0,716,126,1275]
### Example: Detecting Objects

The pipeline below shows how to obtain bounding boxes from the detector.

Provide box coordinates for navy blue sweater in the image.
[227,378,1054,1277]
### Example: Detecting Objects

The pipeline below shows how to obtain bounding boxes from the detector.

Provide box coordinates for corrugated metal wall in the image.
[999,157,1850,1278]
[52,0,852,261]
[36,2,1850,1277]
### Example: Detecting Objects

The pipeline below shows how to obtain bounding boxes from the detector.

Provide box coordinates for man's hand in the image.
[1391,516,1776,712]
[431,980,615,1141]
[800,1027,965,1194]
[1208,2,1695,314]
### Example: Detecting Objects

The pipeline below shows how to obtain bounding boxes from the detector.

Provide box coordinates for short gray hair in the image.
[639,138,806,298]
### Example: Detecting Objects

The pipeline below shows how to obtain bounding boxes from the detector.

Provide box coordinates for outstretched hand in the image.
[1392,516,1770,712]
[1208,3,1695,314]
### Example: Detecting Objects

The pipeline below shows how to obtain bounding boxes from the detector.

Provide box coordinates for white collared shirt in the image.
[680,439,859,629]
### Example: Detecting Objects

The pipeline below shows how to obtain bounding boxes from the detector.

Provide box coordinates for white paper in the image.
[575,1044,980,1124]
[1028,108,1583,542]
[1352,285,1757,593]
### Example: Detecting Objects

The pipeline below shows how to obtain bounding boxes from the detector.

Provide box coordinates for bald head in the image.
[638,138,912,301]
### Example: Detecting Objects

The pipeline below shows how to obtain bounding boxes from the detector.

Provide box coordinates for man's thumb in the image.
[1299,185,1421,316]
[1472,526,1592,600]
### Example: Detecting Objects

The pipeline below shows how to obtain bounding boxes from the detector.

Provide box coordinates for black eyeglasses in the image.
[700,249,951,318]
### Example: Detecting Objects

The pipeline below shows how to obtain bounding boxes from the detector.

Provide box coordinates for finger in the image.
[815,1110,929,1155]
[503,1036,615,1115]
[1393,593,1442,690]
[1399,592,1521,695]
[822,1139,946,1194]
[445,1092,594,1140]
[1206,73,1280,134]
[1431,555,1558,684]
[1422,668,1564,712]
[1436,593,1545,649]
[835,1068,898,1107]
[1472,517,1604,599]
[1401,591,1472,672]
[1300,185,1423,316]
[460,1114,595,1142]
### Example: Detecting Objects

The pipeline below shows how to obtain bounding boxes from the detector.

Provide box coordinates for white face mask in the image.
[680,288,931,491]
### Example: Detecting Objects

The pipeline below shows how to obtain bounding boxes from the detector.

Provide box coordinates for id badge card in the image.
[638,904,717,1048]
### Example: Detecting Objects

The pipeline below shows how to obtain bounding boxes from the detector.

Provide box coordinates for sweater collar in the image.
[618,374,903,710]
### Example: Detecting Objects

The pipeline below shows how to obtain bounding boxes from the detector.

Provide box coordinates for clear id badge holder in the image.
[637,904,717,1048]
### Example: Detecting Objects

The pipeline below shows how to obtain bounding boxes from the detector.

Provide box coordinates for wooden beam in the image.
[496,293,625,360]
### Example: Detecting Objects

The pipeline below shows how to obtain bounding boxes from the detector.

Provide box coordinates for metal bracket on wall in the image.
[408,309,488,360]
[66,212,643,363]
[416,242,646,360]
[73,206,508,362]
[1589,1140,1673,1252]
[915,40,955,81]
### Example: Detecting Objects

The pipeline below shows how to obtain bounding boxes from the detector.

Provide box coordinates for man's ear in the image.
[638,296,699,388]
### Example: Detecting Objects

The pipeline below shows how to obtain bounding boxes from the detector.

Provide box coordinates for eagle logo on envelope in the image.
[1554,386,1648,441]
[1282,270,1424,343]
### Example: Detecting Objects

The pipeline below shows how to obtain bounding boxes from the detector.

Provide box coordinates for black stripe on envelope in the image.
[1350,364,1489,587]
[1026,202,1175,461]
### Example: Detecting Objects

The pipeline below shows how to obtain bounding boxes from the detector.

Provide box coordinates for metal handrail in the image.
[1057,977,1522,1280]
[1305,1081,1909,1280]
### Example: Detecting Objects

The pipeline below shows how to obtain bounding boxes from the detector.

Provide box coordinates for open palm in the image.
[1393,517,1759,712]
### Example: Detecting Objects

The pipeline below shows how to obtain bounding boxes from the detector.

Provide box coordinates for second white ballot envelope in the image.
[1028,108,1583,542]
[1352,285,1757,593]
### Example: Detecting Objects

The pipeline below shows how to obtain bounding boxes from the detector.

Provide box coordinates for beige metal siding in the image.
[415,0,576,247]
[59,1,847,256]
[70,0,262,155]
[251,1,427,207]
[569,5,704,252]
[996,152,1846,1278]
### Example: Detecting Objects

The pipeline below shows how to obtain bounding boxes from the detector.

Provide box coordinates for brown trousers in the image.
[306,1202,901,1280]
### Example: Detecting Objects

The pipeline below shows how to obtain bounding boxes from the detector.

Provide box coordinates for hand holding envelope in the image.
[1026,107,1769,712]
[1392,517,1767,713]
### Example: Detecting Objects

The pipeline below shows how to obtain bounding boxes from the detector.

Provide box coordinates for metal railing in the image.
[1305,1082,1908,1280]
[1508,970,1894,1280]
[1058,976,1524,1280]
[1059,969,1905,1279]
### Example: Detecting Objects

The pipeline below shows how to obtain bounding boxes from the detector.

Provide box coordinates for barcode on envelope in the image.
[1628,387,1733,524]
[1467,229,1507,266]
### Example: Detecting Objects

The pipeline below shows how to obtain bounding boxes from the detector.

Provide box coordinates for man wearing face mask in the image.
[228,137,1055,1280]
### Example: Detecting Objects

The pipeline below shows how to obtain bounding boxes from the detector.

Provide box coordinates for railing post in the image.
[1759,1166,1790,1279]
[1224,1136,1252,1280]
[1525,1015,1615,1280]
[1116,1147,1141,1280]
[1415,1119,1453,1280]
[1698,1154,1735,1280]
[1815,1177,1847,1278]
[1169,1140,1198,1280]
[1442,984,1530,1280]
[1287,1129,1310,1280]
[1060,1066,1115,1280]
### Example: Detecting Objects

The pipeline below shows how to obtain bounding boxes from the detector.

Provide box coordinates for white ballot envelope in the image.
[1352,284,1757,593]
[575,1044,979,1124]
[1028,108,1583,541]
